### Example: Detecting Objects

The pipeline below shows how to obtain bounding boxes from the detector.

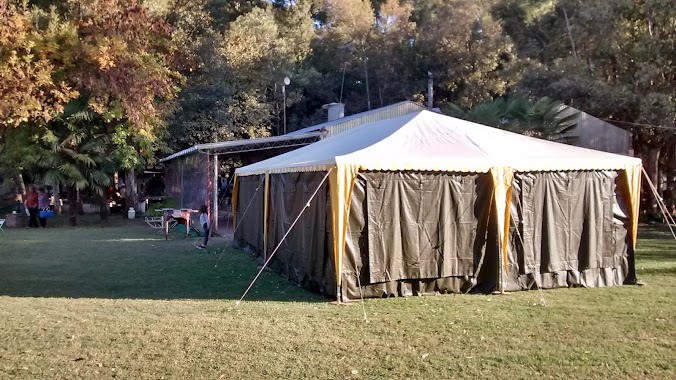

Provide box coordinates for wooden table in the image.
[157,208,197,240]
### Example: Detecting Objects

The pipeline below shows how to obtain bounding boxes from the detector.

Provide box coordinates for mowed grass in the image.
[0,218,675,379]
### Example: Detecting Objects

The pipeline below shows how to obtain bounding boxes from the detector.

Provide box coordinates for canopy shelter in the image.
[234,110,642,300]
[159,132,321,235]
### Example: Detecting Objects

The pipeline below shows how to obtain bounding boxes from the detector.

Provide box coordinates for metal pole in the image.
[180,162,184,209]
[212,154,219,237]
[282,85,287,135]
[427,73,434,109]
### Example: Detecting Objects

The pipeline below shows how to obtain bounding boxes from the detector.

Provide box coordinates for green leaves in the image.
[442,96,579,143]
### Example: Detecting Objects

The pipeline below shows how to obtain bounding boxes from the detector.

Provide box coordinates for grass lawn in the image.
[0,216,675,379]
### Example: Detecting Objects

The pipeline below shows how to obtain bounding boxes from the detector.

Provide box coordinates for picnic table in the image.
[157,208,198,240]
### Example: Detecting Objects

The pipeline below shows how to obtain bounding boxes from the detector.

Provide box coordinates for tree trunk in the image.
[363,57,371,111]
[18,173,27,199]
[125,168,138,213]
[68,187,78,226]
[666,170,675,213]
[99,194,109,221]
[12,174,26,212]
[562,9,578,59]
[77,191,84,215]
[53,183,62,215]
[663,142,676,213]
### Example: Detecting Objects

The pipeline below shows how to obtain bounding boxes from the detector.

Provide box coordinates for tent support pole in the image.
[180,161,184,209]
[212,154,219,236]
[496,233,505,294]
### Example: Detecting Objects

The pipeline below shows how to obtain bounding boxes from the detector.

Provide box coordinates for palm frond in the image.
[58,163,85,182]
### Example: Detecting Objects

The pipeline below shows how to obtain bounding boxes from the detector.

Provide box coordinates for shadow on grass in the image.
[0,224,327,303]
[638,224,676,240]
[636,226,676,263]
[636,249,676,262]
[638,266,676,276]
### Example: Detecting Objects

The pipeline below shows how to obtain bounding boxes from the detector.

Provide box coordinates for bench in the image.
[144,216,164,229]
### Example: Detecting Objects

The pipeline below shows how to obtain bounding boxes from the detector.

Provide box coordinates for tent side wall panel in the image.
[265,172,336,296]
[234,174,266,253]
[234,169,635,300]
[504,170,632,290]
[341,171,499,300]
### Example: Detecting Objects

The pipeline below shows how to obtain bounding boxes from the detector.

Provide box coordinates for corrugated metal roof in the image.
[159,132,321,162]
[160,101,429,162]
[287,100,428,137]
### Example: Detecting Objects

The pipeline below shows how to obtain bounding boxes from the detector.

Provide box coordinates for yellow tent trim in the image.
[490,168,514,275]
[620,164,642,249]
[329,165,359,296]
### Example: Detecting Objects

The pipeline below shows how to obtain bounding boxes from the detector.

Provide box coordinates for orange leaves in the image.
[0,1,79,129]
[66,0,181,132]
[0,0,181,134]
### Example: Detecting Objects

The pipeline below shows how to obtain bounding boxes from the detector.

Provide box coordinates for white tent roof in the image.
[236,110,640,176]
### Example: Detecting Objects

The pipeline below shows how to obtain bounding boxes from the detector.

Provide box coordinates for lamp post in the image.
[282,76,290,135]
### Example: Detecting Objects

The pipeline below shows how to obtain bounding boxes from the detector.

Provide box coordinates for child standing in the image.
[196,205,209,249]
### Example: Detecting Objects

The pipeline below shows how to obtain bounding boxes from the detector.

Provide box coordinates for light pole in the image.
[282,76,290,135]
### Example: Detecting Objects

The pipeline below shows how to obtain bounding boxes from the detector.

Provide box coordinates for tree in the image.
[0,0,78,131]
[27,102,115,225]
[413,0,517,108]
[368,0,418,107]
[443,96,579,142]
[60,0,184,211]
[63,0,182,133]
[219,3,315,137]
[316,0,376,110]
[506,0,676,214]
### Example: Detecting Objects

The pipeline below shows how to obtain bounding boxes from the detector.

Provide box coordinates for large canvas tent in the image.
[233,110,642,301]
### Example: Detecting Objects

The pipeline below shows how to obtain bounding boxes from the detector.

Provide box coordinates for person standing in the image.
[25,186,39,228]
[196,205,210,249]
[37,187,50,228]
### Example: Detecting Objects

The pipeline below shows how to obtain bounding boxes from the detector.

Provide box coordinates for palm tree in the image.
[443,96,580,143]
[29,103,115,226]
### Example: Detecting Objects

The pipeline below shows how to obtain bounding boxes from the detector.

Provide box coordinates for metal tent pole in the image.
[212,154,219,236]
